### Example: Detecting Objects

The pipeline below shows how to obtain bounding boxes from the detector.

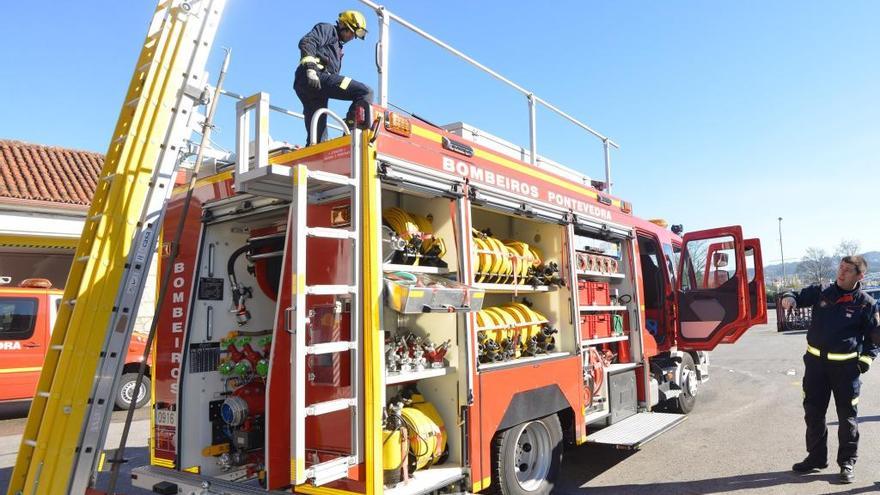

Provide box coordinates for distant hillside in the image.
[764,251,880,280]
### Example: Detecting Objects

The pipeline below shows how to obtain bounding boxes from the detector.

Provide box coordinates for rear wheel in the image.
[492,414,562,495]
[669,353,697,414]
[115,373,151,410]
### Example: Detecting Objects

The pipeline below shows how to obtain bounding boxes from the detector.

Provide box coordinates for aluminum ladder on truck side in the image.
[289,156,364,486]
[7,2,227,494]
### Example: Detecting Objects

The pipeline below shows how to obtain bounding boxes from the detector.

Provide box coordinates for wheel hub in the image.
[513,421,552,491]
[121,380,146,405]
[683,368,698,396]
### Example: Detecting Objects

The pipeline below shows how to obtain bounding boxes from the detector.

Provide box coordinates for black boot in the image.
[792,457,828,473]
[839,463,854,484]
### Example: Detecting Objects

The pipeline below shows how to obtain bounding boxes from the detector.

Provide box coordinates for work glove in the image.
[858,356,872,374]
[305,65,321,90]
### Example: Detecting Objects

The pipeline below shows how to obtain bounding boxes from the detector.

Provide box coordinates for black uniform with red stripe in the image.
[293,22,373,145]
[787,282,880,468]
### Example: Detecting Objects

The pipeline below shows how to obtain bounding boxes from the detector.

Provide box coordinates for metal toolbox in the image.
[384,272,485,314]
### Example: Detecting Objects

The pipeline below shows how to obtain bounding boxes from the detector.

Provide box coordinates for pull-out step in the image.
[586,412,685,450]
[133,465,290,494]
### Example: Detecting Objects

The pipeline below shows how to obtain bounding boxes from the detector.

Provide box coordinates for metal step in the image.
[306,226,356,240]
[305,398,356,416]
[132,465,289,494]
[586,412,686,450]
[306,341,356,355]
[307,456,355,486]
[305,284,357,295]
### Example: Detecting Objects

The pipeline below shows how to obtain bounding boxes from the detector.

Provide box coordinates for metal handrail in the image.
[220,89,346,133]
[310,108,351,145]
[358,0,619,193]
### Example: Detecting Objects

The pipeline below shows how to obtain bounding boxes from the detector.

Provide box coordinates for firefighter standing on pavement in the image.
[781,255,880,484]
[294,10,374,145]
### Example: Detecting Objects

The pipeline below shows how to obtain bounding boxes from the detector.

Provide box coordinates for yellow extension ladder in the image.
[7,1,227,493]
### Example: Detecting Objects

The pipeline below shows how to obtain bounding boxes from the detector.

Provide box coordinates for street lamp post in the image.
[778,217,785,288]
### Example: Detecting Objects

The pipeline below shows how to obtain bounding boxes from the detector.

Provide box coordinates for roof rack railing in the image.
[359,0,620,193]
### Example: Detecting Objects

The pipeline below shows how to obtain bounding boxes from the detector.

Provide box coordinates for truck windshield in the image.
[0,297,38,340]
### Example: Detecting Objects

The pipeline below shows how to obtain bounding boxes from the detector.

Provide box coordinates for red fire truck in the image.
[0,279,151,410]
[130,90,766,493]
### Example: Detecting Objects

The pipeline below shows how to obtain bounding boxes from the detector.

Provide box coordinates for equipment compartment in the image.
[469,206,574,369]
[379,186,467,490]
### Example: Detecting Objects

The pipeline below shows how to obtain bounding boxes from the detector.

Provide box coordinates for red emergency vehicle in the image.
[0,279,151,410]
[131,93,766,495]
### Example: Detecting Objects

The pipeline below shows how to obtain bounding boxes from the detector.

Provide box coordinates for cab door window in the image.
[0,298,38,340]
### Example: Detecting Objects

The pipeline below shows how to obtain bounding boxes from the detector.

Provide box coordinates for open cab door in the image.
[721,238,766,343]
[675,226,750,351]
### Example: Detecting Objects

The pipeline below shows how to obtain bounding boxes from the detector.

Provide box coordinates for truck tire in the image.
[669,353,697,414]
[491,413,562,495]
[115,373,151,410]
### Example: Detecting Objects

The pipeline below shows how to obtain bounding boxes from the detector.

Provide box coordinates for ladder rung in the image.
[305,285,356,296]
[65,299,77,306]
[87,214,104,222]
[307,170,356,187]
[306,341,356,355]
[305,227,356,240]
[305,398,356,417]
[23,439,37,447]
[76,256,91,263]
[37,391,50,398]
[51,345,64,351]
[100,173,117,182]
[307,456,355,486]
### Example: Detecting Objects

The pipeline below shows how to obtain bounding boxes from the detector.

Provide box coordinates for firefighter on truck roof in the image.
[781,255,880,484]
[293,10,374,145]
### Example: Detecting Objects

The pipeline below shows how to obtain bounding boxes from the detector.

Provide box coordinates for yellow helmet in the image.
[338,10,368,40]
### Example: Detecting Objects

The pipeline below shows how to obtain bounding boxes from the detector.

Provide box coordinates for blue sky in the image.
[2,1,878,263]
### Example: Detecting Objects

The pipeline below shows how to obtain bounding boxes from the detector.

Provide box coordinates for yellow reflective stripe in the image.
[339,77,352,90]
[859,355,873,366]
[299,55,320,65]
[0,367,42,374]
[151,457,175,468]
[805,345,857,361]
[828,351,858,361]
[852,397,859,406]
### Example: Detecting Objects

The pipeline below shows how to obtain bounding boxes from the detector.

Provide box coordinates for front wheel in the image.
[492,414,562,495]
[115,373,151,410]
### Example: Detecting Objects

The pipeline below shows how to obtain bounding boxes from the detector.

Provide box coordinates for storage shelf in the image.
[577,270,625,279]
[605,362,639,374]
[479,351,569,371]
[581,335,629,346]
[385,366,455,386]
[580,305,628,312]
[473,283,550,293]
[383,263,450,274]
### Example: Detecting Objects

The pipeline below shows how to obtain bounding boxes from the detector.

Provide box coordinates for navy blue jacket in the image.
[299,22,344,75]
[788,283,880,360]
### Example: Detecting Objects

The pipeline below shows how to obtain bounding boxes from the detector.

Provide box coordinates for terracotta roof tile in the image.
[0,140,103,206]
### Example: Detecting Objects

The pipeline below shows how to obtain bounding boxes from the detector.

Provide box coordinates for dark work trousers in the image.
[802,354,861,466]
[293,66,373,146]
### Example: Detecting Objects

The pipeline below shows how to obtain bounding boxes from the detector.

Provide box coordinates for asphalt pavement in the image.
[558,313,880,494]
